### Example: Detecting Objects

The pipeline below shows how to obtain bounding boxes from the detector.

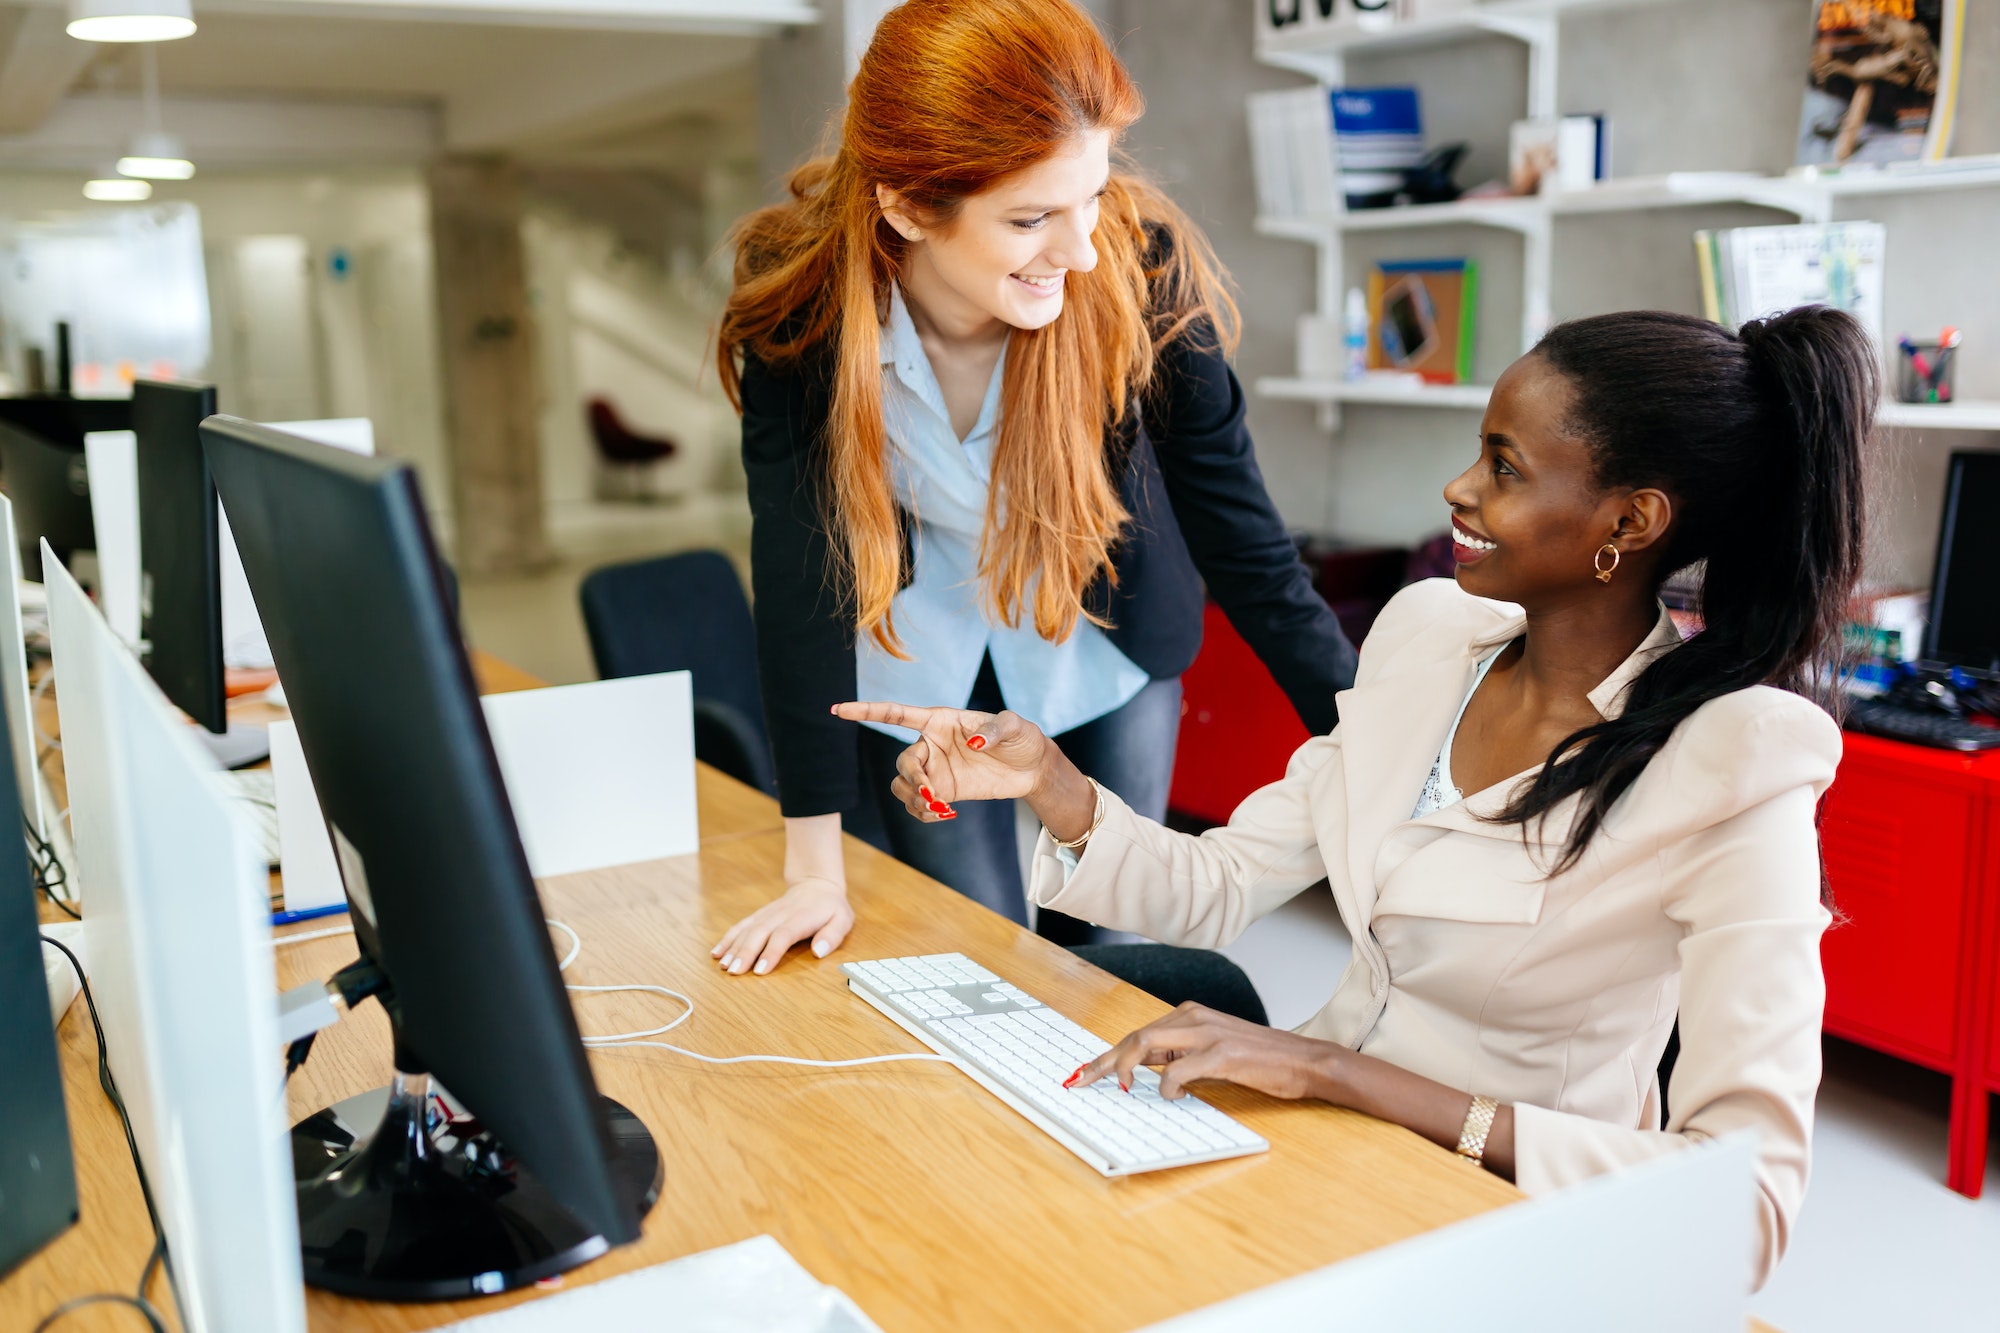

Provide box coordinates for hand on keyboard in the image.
[1074,1002,1331,1103]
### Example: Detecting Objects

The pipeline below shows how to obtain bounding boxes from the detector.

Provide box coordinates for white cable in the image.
[587,1039,958,1070]
[273,922,355,947]
[271,916,956,1072]
[549,918,581,972]
[554,920,954,1069]
[570,982,693,1043]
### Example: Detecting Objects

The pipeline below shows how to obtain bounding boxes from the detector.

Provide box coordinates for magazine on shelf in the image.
[1796,0,1965,166]
[1366,258,1478,385]
[1692,222,1886,346]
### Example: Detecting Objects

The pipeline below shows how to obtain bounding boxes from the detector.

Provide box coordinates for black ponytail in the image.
[1501,306,1874,872]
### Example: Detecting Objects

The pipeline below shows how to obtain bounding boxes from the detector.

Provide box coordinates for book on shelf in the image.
[1331,86,1422,208]
[1247,86,1339,219]
[1366,258,1478,385]
[1797,0,1965,167]
[1693,222,1886,346]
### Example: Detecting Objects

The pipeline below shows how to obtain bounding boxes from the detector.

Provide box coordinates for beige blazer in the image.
[1030,579,1836,1288]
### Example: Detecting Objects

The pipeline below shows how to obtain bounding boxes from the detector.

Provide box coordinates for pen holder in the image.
[1896,340,1957,405]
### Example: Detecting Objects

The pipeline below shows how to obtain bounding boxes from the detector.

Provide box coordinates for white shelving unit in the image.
[1253,2,2000,433]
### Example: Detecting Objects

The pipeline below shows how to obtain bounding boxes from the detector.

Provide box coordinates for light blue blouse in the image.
[855,285,1151,742]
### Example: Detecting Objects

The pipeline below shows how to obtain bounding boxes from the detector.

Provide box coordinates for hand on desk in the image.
[713,872,853,976]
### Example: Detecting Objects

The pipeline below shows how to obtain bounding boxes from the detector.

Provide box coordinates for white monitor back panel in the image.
[0,496,44,835]
[82,429,142,650]
[45,544,306,1333]
[1143,1135,1756,1333]
[220,418,373,669]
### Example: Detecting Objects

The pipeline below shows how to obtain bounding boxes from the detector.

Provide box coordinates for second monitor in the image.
[200,415,660,1300]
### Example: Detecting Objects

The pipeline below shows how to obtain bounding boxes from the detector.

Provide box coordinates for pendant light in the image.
[84,178,154,201]
[66,0,195,43]
[117,47,195,180]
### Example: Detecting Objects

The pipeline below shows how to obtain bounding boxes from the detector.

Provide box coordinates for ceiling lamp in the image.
[84,179,154,201]
[117,50,195,179]
[66,0,196,42]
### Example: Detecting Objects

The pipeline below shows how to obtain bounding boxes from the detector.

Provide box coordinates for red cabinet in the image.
[1819,748,1980,1066]
[1818,731,2000,1197]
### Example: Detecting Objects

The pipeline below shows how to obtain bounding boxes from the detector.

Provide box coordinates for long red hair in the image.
[717,0,1238,653]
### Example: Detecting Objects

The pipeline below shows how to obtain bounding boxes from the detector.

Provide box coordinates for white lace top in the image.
[1411,647,1505,820]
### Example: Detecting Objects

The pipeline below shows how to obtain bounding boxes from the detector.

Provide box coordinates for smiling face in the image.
[1443,354,1673,607]
[878,128,1111,337]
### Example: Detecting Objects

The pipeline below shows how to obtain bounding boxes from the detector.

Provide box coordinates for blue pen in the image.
[271,903,348,927]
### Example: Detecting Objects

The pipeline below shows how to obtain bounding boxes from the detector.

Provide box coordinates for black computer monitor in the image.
[132,380,226,735]
[0,419,96,580]
[198,416,658,1300]
[1925,452,2000,674]
[0,703,78,1277]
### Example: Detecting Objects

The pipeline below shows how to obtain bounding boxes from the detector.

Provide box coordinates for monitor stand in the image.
[291,1073,661,1301]
[197,721,270,770]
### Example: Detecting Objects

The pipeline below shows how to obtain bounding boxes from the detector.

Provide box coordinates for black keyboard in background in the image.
[1843,699,2000,753]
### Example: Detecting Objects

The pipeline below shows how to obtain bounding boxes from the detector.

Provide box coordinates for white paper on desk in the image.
[480,672,697,878]
[220,419,373,669]
[82,430,141,651]
[269,719,344,913]
[433,1236,883,1333]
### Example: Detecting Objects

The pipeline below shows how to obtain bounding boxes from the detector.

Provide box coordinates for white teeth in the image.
[1453,525,1495,551]
[1015,273,1061,288]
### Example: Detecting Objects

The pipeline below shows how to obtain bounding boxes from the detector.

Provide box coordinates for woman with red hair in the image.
[712,0,1352,976]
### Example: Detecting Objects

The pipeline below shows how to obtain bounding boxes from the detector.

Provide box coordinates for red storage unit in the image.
[1819,740,1982,1067]
[1818,732,2000,1198]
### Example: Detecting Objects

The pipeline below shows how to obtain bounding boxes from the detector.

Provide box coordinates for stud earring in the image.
[1593,543,1620,584]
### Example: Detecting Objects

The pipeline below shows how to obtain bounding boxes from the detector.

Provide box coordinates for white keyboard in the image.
[842,953,1267,1177]
[224,768,282,868]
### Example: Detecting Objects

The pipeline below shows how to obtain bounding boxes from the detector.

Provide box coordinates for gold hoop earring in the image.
[1593,543,1620,584]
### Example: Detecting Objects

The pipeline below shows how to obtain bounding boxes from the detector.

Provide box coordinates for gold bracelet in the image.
[1049,777,1106,850]
[1455,1094,1499,1165]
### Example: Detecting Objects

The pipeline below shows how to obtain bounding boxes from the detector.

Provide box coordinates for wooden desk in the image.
[10,655,1528,1331]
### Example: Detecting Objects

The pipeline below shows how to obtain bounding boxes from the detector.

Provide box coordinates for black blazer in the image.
[741,313,1357,819]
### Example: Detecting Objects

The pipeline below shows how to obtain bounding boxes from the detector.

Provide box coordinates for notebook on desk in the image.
[433,1236,882,1333]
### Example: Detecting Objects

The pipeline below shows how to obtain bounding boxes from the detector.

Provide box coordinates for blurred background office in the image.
[2,2,1998,1328]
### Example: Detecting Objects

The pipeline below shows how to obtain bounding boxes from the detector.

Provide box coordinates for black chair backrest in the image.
[579,551,773,793]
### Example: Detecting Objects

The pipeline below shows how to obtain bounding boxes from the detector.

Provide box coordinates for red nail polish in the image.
[927,800,948,813]
[966,735,986,751]
[939,811,957,820]
[1119,1080,1129,1093]
[919,786,933,801]
[1062,1065,1085,1088]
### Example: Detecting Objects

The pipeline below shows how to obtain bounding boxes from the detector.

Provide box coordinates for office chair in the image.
[579,550,775,796]
[587,397,676,502]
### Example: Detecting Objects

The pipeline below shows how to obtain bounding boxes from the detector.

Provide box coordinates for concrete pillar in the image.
[426,155,552,577]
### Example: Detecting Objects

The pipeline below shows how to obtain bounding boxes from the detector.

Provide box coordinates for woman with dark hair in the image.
[711,0,1352,971]
[839,305,1874,1287]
